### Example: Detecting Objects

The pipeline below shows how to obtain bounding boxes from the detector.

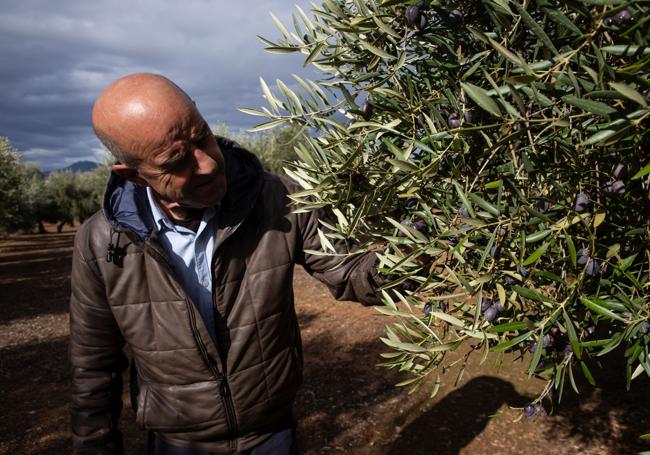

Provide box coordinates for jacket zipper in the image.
[142,241,239,452]
[208,223,244,454]
[185,297,239,452]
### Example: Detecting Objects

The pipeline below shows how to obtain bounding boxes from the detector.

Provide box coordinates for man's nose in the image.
[193,146,216,175]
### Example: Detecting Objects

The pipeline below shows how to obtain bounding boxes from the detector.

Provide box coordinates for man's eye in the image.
[162,152,189,171]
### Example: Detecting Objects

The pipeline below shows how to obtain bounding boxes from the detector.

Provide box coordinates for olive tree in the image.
[244,0,649,416]
[0,137,37,232]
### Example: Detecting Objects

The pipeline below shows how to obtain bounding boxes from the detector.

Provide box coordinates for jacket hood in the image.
[102,136,265,241]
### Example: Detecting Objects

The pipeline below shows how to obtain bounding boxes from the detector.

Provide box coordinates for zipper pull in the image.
[218,373,230,397]
[107,243,114,263]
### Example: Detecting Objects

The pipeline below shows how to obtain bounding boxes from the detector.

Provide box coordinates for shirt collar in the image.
[146,187,174,232]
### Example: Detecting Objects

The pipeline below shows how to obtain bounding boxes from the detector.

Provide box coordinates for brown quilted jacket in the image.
[69,139,380,454]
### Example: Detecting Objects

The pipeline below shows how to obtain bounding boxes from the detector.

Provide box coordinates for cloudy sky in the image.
[0,0,315,170]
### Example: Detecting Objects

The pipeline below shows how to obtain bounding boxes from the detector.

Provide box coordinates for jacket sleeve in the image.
[69,229,127,455]
[295,199,382,306]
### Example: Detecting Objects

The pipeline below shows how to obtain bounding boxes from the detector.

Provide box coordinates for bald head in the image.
[92,73,227,214]
[92,73,197,167]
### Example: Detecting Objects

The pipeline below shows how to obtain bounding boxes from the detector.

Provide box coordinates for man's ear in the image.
[112,163,148,186]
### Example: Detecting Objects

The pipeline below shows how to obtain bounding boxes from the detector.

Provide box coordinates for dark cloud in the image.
[0,0,314,170]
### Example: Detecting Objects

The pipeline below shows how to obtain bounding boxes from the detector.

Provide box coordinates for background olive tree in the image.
[0,137,39,232]
[212,122,304,174]
[244,0,649,417]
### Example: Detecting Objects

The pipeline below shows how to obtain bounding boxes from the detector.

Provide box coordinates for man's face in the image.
[132,108,227,209]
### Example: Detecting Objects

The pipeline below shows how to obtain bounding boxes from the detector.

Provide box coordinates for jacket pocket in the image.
[139,381,227,432]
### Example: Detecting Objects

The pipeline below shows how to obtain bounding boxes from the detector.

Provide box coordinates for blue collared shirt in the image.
[146,187,218,343]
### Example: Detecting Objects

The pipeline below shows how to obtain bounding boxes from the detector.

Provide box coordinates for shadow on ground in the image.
[0,232,74,323]
[0,337,71,454]
[546,352,650,454]
[387,377,530,455]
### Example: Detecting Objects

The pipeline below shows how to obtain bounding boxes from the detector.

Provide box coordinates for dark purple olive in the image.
[484,305,498,322]
[505,268,523,285]
[463,110,474,124]
[490,245,501,259]
[615,9,632,24]
[524,403,547,419]
[535,200,551,213]
[417,13,428,31]
[531,335,552,352]
[449,9,463,26]
[361,99,372,116]
[345,118,354,128]
[412,220,427,233]
[622,242,634,254]
[577,248,590,265]
[448,236,459,247]
[574,193,589,213]
[605,180,625,193]
[494,301,504,313]
[564,344,573,357]
[448,113,460,129]
[584,326,596,337]
[639,319,649,332]
[613,163,625,178]
[423,303,432,317]
[459,206,470,218]
[398,219,410,237]
[586,258,601,276]
[524,403,538,419]
[604,16,615,26]
[481,297,492,312]
[519,266,528,277]
[550,327,559,337]
[405,5,420,26]
[440,301,448,312]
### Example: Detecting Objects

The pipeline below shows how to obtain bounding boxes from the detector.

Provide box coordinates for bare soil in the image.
[1,228,649,454]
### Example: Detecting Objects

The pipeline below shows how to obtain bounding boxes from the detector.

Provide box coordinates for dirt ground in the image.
[1,227,649,455]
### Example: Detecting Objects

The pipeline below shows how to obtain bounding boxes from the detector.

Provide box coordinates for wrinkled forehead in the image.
[119,97,205,158]
[93,75,206,158]
[125,105,205,158]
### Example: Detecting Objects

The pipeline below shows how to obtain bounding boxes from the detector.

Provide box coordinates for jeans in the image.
[148,426,297,455]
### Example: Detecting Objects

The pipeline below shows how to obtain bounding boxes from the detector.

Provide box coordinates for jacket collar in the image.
[102,136,265,241]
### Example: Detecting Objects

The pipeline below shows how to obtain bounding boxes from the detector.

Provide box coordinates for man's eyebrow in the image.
[156,146,187,169]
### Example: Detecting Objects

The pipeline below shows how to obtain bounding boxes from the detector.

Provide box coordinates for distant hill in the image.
[48,161,101,174]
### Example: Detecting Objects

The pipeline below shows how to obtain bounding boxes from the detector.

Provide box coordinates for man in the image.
[69,73,380,454]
